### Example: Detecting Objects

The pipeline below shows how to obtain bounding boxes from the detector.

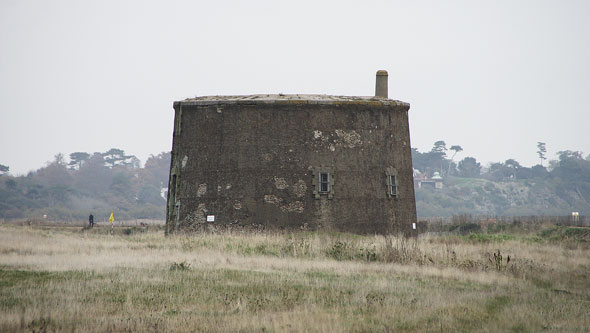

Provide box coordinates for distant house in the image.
[414,170,443,189]
[413,169,426,188]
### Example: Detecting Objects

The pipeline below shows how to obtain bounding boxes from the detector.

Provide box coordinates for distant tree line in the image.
[412,140,590,216]
[2,141,590,219]
[412,140,590,182]
[0,149,170,220]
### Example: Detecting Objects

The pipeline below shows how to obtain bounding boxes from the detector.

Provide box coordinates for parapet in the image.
[174,94,410,108]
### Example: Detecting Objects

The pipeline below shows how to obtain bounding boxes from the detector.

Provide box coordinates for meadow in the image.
[0,220,589,332]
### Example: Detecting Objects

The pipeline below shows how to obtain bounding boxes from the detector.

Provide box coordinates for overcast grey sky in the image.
[1,0,589,175]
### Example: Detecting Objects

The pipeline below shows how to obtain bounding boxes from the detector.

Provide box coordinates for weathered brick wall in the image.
[166,99,417,234]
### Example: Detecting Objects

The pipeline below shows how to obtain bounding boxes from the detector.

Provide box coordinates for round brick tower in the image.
[166,71,417,234]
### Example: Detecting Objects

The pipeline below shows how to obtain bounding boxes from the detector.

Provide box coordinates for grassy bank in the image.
[0,223,589,332]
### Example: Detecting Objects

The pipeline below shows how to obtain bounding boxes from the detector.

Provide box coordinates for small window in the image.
[385,167,398,199]
[319,172,330,193]
[389,175,397,196]
[313,167,334,199]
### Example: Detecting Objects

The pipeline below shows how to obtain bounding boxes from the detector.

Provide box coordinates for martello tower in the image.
[166,71,417,234]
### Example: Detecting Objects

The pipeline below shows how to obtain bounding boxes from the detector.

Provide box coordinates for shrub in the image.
[357,246,377,262]
[169,261,190,271]
[326,240,351,261]
[379,236,422,264]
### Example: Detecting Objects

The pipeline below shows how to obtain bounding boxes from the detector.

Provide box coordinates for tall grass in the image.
[0,222,589,332]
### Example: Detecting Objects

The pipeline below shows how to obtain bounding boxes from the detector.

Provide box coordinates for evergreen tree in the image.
[69,152,90,170]
[457,157,481,178]
[537,142,547,166]
[0,164,8,176]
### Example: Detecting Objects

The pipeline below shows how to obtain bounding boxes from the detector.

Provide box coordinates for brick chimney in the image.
[375,70,388,98]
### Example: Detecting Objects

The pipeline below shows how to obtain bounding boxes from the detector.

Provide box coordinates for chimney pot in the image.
[375,70,388,98]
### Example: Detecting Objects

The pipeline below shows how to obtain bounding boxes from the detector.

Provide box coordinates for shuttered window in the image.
[319,172,330,193]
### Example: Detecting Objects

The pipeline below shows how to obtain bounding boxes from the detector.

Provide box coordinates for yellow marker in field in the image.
[109,212,114,223]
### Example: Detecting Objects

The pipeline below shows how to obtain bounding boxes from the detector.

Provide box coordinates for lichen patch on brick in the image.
[292,180,307,197]
[335,129,362,148]
[264,194,282,205]
[196,203,207,223]
[196,184,207,197]
[273,177,289,190]
[280,201,304,213]
[313,129,362,151]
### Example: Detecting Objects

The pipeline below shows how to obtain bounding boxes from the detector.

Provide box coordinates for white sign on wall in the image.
[207,215,215,222]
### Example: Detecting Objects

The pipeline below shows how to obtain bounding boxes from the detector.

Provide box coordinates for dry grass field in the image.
[1,221,589,332]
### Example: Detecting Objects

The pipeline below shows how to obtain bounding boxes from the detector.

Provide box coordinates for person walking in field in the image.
[88,214,94,228]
